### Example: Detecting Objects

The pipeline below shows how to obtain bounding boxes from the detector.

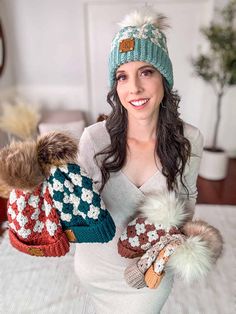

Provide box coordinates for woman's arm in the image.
[78,127,102,185]
[178,127,204,219]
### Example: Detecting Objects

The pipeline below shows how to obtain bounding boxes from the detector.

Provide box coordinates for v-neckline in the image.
[119,169,160,190]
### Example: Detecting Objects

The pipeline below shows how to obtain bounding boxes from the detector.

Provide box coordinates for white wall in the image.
[0,0,235,154]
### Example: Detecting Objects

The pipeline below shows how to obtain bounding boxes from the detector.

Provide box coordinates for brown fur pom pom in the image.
[0,132,78,191]
[0,140,44,190]
[37,132,78,176]
[181,220,223,262]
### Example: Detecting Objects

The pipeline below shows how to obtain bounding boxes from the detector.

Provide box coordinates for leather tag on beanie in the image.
[119,38,135,52]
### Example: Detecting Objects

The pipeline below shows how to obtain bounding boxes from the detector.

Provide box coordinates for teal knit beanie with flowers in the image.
[109,8,173,89]
[47,163,116,243]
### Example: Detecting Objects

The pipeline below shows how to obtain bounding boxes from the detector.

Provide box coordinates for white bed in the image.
[0,205,235,314]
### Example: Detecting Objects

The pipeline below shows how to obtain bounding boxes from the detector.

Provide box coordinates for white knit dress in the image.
[74,121,203,314]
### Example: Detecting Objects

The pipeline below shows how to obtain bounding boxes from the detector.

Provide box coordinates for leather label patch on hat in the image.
[119,38,135,52]
[28,247,44,256]
[65,229,76,242]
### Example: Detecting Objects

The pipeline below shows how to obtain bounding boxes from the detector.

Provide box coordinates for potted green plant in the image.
[192,0,236,180]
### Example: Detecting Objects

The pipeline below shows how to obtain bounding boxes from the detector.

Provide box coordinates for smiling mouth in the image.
[129,98,149,107]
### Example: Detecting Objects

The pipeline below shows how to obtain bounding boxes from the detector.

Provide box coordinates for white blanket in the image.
[0,205,235,314]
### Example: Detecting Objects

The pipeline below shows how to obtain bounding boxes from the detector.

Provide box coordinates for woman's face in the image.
[116,61,164,123]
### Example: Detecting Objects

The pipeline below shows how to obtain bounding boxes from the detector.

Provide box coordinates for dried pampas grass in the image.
[0,98,41,140]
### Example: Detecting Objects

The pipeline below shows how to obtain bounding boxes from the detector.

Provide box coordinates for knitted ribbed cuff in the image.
[65,212,116,243]
[124,260,146,289]
[117,239,143,258]
[9,229,70,257]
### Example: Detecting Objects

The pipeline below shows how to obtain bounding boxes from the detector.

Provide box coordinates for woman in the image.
[74,9,203,314]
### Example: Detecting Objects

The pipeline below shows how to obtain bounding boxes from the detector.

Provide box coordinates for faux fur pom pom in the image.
[0,140,44,191]
[37,132,78,174]
[0,132,78,190]
[118,7,169,31]
[168,220,223,282]
[138,190,189,229]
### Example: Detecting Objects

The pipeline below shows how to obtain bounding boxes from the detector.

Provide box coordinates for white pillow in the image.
[38,120,85,141]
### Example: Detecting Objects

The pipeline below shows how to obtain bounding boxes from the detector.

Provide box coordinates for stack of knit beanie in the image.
[0,132,116,257]
[118,191,223,288]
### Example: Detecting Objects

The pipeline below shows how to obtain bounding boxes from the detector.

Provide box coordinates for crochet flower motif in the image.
[81,188,93,204]
[52,179,64,192]
[53,200,63,212]
[43,200,52,216]
[28,195,40,208]
[63,194,70,204]
[135,223,146,235]
[154,258,165,273]
[87,205,100,220]
[154,223,164,229]
[60,212,72,222]
[64,180,74,192]
[48,184,54,196]
[70,194,80,206]
[147,230,159,242]
[69,173,82,186]
[46,220,57,236]
[33,220,44,233]
[9,222,17,232]
[8,206,16,219]
[140,242,152,250]
[59,165,69,173]
[31,208,40,220]
[16,212,28,227]
[73,207,86,219]
[9,190,17,204]
[129,236,140,248]
[18,227,31,239]
[50,166,57,176]
[80,168,90,178]
[16,195,26,210]
[120,229,128,241]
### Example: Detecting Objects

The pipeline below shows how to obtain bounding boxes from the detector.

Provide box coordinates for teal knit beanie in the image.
[47,163,116,243]
[109,9,173,89]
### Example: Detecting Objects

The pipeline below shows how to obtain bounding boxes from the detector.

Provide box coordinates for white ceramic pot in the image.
[199,149,228,180]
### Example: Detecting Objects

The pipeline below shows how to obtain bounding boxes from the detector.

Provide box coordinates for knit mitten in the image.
[124,233,183,289]
[144,238,184,289]
[118,191,189,258]
[125,220,223,289]
[8,182,70,257]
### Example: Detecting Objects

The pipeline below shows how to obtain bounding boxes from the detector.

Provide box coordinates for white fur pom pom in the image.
[138,190,189,229]
[118,7,169,30]
[167,236,214,282]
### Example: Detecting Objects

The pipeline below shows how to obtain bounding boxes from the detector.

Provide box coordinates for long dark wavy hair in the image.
[95,78,191,193]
